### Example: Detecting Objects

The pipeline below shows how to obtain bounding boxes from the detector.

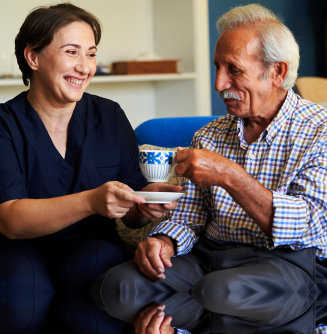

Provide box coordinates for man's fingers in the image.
[136,305,166,334]
[135,253,165,280]
[160,247,173,269]
[160,315,173,332]
[174,162,189,177]
[135,239,166,280]
[175,148,190,163]
[146,309,165,333]
[140,304,164,326]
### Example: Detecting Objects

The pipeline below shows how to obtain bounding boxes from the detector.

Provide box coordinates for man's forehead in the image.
[214,28,261,60]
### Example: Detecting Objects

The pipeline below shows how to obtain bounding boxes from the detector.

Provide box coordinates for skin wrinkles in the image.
[134,24,288,282]
[133,23,290,332]
[214,26,287,138]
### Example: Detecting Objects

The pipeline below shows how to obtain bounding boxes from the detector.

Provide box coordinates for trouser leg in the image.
[92,241,320,334]
[192,256,318,326]
[314,261,327,323]
[57,239,133,334]
[93,253,205,330]
[190,243,318,334]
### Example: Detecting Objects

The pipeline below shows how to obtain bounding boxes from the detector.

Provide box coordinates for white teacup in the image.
[139,149,176,182]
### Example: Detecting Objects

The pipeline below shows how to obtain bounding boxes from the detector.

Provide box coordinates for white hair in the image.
[216,4,300,90]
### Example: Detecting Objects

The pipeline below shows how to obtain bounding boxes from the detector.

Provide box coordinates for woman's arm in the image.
[0,181,182,239]
[0,181,145,239]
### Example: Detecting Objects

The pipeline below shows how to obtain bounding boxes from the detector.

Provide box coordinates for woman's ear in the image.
[272,61,288,87]
[24,46,39,70]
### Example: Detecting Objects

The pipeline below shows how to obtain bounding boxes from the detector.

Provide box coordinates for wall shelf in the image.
[0,78,23,87]
[91,72,197,83]
[0,72,197,87]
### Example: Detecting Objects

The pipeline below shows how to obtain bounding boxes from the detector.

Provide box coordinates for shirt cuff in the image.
[147,220,198,255]
[175,328,191,334]
[271,191,309,247]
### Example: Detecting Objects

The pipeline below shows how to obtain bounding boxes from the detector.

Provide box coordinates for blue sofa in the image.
[134,116,217,147]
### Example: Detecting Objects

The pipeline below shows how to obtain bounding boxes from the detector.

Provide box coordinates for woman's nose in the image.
[75,56,91,75]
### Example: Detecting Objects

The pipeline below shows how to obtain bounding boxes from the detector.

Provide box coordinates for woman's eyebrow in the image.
[61,43,97,51]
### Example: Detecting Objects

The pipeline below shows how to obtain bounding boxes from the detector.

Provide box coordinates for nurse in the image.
[0,3,180,334]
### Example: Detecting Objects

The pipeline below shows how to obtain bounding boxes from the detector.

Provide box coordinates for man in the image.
[94,4,327,333]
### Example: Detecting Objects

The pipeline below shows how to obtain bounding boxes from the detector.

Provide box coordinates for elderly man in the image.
[94,4,327,334]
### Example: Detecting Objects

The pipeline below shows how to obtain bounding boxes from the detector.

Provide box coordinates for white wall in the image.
[0,0,156,74]
[0,0,211,128]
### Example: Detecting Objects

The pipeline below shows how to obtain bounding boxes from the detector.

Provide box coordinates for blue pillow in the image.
[134,116,216,147]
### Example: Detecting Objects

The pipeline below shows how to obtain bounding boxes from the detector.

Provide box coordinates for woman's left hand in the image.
[137,183,182,221]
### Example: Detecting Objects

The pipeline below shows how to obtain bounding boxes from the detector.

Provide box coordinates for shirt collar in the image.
[237,89,297,146]
[236,118,248,149]
[264,89,297,145]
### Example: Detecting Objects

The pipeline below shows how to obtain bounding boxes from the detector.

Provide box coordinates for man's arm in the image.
[175,148,274,234]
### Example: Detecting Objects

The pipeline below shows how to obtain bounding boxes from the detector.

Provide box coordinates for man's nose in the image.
[215,69,231,92]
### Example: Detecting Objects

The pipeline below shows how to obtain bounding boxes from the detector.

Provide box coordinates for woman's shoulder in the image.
[81,92,120,110]
[0,91,30,128]
[79,92,130,124]
[0,91,28,113]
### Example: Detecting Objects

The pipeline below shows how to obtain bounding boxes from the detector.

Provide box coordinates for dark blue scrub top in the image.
[0,91,147,256]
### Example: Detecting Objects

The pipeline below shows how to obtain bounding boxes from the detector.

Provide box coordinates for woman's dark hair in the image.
[15,3,101,86]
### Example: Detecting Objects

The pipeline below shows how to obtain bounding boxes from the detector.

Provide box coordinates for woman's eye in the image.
[66,50,77,55]
[88,53,97,58]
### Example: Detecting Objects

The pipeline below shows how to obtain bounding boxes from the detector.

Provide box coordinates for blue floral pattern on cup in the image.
[139,150,175,182]
[140,151,173,165]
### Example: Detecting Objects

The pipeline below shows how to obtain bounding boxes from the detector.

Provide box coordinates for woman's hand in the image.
[88,181,146,219]
[134,304,174,334]
[136,183,182,221]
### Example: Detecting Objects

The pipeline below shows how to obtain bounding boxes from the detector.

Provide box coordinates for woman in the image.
[0,3,180,334]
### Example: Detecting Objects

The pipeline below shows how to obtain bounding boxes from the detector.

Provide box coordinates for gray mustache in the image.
[219,90,241,101]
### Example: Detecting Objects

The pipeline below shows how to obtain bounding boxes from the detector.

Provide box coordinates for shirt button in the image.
[248,153,256,160]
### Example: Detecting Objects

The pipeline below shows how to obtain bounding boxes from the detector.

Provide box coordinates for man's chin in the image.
[224,102,239,115]
[224,100,240,115]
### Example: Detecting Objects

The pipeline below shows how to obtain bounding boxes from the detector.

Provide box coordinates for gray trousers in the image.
[92,239,327,334]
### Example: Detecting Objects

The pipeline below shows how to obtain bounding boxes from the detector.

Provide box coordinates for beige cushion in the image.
[295,77,327,104]
[116,144,185,250]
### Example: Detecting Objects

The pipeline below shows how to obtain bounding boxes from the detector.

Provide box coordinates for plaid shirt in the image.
[149,89,327,334]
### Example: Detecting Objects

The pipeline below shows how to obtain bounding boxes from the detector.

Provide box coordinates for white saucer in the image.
[134,191,184,204]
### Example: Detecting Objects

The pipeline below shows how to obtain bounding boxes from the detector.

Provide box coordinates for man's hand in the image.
[134,235,175,280]
[175,147,234,187]
[137,183,182,221]
[134,304,174,334]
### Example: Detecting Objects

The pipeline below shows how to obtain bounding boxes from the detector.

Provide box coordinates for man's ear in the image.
[272,61,288,87]
[24,46,39,70]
